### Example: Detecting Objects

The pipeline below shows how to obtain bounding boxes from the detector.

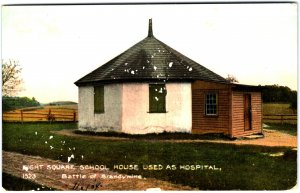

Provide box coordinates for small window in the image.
[149,84,167,113]
[94,85,104,113]
[205,93,218,115]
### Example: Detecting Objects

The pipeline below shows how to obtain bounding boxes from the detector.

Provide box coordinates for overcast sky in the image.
[2,3,297,103]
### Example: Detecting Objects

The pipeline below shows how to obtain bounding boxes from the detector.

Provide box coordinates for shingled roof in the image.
[75,19,228,86]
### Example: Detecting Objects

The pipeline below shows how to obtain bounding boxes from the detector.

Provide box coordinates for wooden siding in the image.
[192,80,231,135]
[232,92,262,137]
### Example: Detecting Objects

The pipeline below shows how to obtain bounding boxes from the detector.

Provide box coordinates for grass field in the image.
[2,105,78,122]
[263,103,297,124]
[263,103,295,115]
[2,123,297,190]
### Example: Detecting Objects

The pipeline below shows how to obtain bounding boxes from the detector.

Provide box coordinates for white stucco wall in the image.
[121,83,192,134]
[78,84,122,132]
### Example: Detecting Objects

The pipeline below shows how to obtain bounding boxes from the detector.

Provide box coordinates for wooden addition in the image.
[192,80,262,138]
[231,91,262,137]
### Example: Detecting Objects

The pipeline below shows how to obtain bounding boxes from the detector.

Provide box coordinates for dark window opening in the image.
[149,84,167,113]
[94,85,104,113]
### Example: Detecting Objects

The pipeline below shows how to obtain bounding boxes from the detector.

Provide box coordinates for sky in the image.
[1,3,297,103]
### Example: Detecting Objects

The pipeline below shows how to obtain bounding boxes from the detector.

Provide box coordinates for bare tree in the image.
[2,59,23,96]
[226,74,239,83]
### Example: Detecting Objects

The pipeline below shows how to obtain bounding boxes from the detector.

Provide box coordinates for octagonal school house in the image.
[75,19,262,138]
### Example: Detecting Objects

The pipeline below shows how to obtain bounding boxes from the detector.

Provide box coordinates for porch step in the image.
[241,134,264,139]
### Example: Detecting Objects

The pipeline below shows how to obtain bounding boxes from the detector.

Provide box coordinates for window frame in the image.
[148,84,167,113]
[94,85,104,114]
[204,92,218,116]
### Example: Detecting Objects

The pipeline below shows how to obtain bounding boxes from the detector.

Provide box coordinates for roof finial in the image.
[148,18,153,37]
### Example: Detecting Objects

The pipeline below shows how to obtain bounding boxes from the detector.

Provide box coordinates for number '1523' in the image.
[22,173,36,179]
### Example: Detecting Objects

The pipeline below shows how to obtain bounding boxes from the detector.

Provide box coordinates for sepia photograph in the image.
[1,1,297,191]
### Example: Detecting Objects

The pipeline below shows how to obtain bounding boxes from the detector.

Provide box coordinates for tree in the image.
[226,74,239,83]
[2,59,23,96]
[2,96,40,112]
[289,90,297,113]
[262,85,295,103]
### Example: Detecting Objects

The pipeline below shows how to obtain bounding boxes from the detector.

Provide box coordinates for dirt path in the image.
[2,151,194,191]
[52,129,297,148]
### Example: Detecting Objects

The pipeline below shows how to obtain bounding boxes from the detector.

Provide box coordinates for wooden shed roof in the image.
[75,19,228,86]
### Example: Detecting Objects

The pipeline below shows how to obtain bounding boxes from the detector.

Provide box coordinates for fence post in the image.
[73,111,76,122]
[21,110,23,124]
[48,109,51,124]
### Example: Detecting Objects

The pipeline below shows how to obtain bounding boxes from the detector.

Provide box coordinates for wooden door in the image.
[244,94,252,131]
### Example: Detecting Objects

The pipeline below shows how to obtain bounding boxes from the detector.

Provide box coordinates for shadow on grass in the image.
[264,123,297,136]
[74,130,234,140]
[2,173,55,191]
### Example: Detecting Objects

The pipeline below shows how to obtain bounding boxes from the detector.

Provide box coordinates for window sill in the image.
[148,111,168,114]
[94,112,105,114]
[204,114,218,117]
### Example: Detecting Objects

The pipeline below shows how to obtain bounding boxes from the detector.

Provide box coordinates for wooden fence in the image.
[3,108,78,123]
[3,109,296,124]
[263,114,297,124]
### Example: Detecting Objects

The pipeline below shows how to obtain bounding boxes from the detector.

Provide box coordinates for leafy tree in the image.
[2,59,23,96]
[262,85,295,103]
[2,96,40,112]
[226,74,239,83]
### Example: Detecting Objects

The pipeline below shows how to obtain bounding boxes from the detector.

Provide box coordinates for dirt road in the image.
[2,151,194,191]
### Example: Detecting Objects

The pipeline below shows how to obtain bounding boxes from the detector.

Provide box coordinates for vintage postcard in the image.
[1,2,297,191]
